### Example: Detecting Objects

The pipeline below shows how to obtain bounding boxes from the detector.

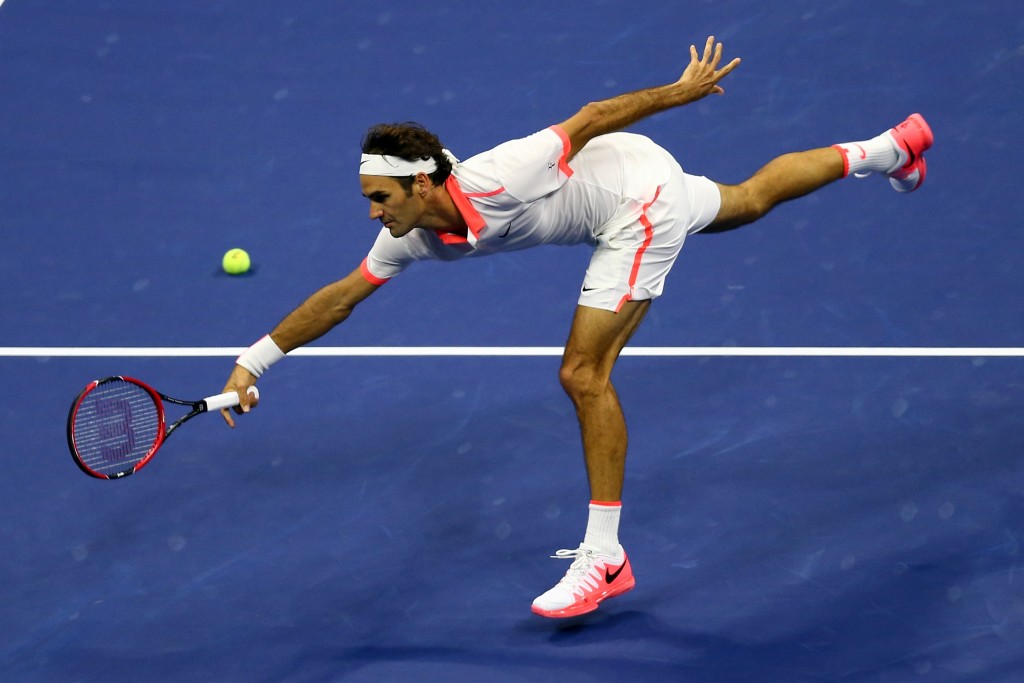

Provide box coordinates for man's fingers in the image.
[233,387,254,414]
[234,385,260,414]
[703,36,715,62]
[243,385,259,412]
[222,384,258,427]
[718,56,742,78]
[220,367,259,429]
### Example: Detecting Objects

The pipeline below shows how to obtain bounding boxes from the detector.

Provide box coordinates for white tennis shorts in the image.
[577,166,722,312]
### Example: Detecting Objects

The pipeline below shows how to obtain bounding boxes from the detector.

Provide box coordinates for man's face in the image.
[360,175,422,238]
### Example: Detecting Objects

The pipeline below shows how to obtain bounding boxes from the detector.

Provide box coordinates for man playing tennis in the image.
[222,37,932,618]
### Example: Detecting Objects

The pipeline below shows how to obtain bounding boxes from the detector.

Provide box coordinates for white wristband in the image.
[237,335,285,378]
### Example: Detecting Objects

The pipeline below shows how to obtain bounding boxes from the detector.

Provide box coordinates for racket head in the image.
[66,376,166,479]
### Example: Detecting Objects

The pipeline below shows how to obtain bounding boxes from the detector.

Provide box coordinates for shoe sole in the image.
[894,113,934,157]
[530,576,636,619]
[889,113,933,191]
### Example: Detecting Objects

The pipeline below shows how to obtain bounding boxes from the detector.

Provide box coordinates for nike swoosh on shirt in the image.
[498,222,512,238]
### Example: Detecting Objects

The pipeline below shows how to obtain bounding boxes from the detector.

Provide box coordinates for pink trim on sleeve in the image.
[548,125,574,178]
[359,258,390,286]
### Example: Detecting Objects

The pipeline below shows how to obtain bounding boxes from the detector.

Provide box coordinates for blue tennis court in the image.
[1,1,1022,681]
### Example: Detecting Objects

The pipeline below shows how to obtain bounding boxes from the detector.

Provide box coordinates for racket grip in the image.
[205,386,260,412]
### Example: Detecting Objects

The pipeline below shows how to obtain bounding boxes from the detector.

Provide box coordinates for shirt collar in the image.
[443,174,487,241]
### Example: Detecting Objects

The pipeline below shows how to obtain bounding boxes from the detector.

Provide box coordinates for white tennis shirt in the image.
[360,125,677,285]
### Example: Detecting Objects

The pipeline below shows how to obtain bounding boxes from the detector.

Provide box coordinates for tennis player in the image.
[222,37,932,618]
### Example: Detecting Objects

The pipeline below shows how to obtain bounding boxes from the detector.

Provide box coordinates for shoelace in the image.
[550,547,602,595]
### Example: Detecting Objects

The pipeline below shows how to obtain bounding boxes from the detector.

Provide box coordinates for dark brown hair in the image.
[361,122,453,192]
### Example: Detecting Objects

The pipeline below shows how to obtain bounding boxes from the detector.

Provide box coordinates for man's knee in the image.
[559,301,648,402]
[704,183,770,233]
[559,357,607,404]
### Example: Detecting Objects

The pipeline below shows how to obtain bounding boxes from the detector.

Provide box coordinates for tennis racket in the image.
[66,376,258,480]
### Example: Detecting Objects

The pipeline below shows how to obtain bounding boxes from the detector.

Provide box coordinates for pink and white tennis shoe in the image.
[531,544,635,618]
[886,113,933,193]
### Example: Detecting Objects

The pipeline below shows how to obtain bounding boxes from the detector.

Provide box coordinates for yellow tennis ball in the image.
[222,248,251,275]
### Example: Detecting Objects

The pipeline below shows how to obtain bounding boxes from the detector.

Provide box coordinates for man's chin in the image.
[388,224,417,238]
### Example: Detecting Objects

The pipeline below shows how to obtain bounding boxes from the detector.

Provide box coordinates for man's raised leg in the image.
[706,114,933,233]
[705,147,845,233]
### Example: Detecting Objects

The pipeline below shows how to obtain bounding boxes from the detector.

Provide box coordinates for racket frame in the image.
[66,376,239,480]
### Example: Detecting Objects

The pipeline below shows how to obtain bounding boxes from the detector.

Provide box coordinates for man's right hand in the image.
[221,365,259,428]
[674,35,741,103]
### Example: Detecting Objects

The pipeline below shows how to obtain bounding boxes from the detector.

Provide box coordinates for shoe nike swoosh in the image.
[891,124,921,171]
[605,561,626,584]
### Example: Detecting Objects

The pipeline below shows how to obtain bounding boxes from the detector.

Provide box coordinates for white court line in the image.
[1,346,1022,358]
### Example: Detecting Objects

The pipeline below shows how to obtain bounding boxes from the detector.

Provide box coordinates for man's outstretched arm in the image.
[263,267,380,354]
[220,266,380,426]
[558,36,740,160]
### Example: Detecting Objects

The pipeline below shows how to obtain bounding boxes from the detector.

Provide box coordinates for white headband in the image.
[359,154,437,177]
[358,149,459,177]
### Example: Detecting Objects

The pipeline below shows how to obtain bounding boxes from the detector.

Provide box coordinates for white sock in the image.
[832,131,904,177]
[582,500,622,558]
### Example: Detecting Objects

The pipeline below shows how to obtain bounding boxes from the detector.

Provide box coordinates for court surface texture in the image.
[1,2,1022,682]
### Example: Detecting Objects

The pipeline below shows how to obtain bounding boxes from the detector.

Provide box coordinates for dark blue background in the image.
[1,1,1022,681]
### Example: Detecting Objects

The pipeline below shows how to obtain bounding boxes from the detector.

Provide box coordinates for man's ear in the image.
[414,171,433,196]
